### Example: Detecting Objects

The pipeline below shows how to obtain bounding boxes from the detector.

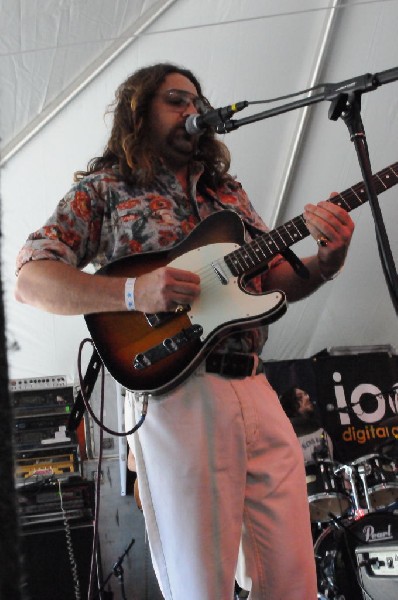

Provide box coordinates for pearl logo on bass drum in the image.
[363,522,393,543]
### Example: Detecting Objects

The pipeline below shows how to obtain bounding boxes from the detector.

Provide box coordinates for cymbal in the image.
[372,419,398,456]
[377,415,398,429]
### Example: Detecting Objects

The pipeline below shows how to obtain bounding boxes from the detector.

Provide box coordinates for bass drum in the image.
[314,512,398,600]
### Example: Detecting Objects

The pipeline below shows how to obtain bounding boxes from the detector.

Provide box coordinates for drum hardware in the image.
[306,459,352,523]
[314,519,351,600]
[313,452,398,596]
[351,454,398,510]
[357,464,373,512]
[333,463,364,518]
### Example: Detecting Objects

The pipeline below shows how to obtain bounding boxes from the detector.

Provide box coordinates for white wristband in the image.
[125,278,137,310]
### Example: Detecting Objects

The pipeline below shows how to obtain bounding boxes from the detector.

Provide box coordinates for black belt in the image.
[205,352,263,378]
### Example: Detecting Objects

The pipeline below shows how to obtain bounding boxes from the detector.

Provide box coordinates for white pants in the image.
[125,370,317,600]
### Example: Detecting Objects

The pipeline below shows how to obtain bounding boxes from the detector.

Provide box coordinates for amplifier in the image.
[17,446,78,461]
[15,446,79,480]
[16,452,78,480]
[11,376,81,484]
[18,476,94,528]
[10,375,69,391]
[14,414,76,451]
[11,385,74,418]
[356,542,398,600]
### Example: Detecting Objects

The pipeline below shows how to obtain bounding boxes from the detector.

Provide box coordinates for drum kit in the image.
[307,450,398,599]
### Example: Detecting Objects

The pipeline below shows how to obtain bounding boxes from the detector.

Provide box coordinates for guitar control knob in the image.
[133,353,151,370]
[163,338,178,352]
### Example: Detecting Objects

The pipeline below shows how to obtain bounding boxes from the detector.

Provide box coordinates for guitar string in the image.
[183,162,398,293]
[189,218,304,290]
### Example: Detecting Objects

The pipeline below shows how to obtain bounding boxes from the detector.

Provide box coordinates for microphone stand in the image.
[329,88,398,315]
[220,66,398,314]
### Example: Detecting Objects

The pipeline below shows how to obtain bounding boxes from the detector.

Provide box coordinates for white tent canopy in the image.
[2,0,398,382]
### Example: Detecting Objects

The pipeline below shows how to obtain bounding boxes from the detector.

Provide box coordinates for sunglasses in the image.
[157,89,209,115]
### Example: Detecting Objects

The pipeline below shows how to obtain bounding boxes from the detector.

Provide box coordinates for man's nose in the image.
[182,100,199,117]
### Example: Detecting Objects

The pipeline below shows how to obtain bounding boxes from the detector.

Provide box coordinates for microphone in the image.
[185,100,248,135]
[325,403,350,413]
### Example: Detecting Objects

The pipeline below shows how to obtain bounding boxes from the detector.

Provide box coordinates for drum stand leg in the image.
[357,464,374,512]
[335,464,366,518]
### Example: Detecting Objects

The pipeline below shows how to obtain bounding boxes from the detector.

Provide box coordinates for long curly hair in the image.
[75,63,232,187]
[279,386,301,418]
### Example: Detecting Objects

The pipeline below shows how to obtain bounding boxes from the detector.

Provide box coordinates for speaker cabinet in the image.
[20,522,97,600]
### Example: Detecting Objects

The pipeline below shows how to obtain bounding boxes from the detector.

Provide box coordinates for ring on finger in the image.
[174,304,186,313]
[317,234,329,248]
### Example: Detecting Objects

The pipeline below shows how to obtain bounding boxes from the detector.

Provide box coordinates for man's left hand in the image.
[304,196,355,280]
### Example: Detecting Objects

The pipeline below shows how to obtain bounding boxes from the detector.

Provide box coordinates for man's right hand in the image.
[134,266,201,313]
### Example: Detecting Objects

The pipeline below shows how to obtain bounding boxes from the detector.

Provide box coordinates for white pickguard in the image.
[170,242,284,340]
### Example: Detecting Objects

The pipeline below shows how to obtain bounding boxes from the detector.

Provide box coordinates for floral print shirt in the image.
[17,162,283,354]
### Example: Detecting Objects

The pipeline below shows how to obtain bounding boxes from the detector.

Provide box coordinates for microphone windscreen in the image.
[185,114,200,135]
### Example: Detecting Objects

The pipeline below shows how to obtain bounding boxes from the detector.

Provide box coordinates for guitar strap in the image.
[67,347,102,433]
[280,247,310,280]
[243,220,310,280]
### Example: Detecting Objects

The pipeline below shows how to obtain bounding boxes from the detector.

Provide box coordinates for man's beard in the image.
[155,124,198,169]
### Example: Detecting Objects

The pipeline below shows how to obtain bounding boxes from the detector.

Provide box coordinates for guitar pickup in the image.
[145,306,190,328]
[212,262,229,285]
[133,324,203,370]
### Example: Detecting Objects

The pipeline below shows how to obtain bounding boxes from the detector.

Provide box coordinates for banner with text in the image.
[312,352,398,462]
[264,352,398,463]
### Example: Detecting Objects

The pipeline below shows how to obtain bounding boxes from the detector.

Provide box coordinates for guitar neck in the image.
[225,161,398,278]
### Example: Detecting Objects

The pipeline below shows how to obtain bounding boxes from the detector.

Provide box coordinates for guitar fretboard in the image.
[225,161,398,277]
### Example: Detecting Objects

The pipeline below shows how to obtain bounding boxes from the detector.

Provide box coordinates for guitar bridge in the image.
[133,324,203,370]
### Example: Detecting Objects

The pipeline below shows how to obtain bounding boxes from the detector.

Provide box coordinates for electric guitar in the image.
[84,161,398,395]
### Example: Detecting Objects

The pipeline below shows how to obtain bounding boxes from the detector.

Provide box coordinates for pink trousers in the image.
[125,370,317,600]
